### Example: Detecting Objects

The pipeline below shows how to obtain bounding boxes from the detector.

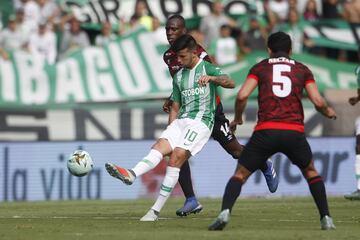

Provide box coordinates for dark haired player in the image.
[106,34,235,221]
[163,15,278,216]
[209,31,337,231]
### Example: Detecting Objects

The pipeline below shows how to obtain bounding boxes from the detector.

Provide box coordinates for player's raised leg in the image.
[105,138,172,185]
[142,119,212,221]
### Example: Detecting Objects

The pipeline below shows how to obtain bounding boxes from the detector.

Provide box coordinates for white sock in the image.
[356,155,360,190]
[132,149,163,177]
[151,166,180,213]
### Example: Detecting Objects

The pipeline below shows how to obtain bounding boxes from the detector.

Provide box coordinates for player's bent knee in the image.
[168,149,190,168]
[301,162,319,179]
[232,173,248,184]
[233,165,251,184]
[230,150,242,159]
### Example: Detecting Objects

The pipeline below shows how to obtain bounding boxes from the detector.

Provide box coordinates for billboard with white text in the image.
[0,138,356,202]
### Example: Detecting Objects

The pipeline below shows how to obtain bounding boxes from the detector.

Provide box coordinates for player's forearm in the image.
[168,102,179,124]
[211,75,235,88]
[234,98,247,123]
[168,109,177,124]
[314,102,332,118]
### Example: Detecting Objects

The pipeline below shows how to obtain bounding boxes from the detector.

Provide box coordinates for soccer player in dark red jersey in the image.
[163,15,279,217]
[208,31,337,231]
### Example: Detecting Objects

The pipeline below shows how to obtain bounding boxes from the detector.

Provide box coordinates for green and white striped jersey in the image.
[171,59,224,129]
[356,65,360,87]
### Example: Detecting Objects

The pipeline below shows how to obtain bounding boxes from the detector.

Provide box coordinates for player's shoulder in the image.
[293,59,312,72]
[203,60,219,69]
[250,58,269,71]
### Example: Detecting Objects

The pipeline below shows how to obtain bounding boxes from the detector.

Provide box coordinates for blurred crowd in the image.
[0,0,359,65]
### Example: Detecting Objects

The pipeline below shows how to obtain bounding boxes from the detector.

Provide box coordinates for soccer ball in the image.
[67,150,94,177]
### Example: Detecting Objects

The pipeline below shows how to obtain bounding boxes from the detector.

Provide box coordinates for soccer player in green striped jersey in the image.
[105,34,235,221]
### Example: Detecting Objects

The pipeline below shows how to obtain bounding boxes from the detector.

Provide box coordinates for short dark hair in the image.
[167,14,185,28]
[171,34,197,52]
[267,31,292,54]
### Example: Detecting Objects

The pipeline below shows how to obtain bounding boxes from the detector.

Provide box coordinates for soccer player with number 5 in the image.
[209,31,337,231]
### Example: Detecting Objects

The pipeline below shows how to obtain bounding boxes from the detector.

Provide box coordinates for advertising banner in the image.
[0,138,356,202]
[0,106,324,141]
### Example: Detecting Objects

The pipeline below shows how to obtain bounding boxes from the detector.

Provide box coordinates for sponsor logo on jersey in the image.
[181,87,206,97]
[269,57,295,65]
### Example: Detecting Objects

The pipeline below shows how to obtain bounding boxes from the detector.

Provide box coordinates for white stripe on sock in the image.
[152,166,180,213]
[132,149,163,177]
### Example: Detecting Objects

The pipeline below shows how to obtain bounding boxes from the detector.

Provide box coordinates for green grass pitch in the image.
[0,197,359,240]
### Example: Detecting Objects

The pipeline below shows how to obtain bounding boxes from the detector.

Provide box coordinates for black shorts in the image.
[239,129,312,172]
[211,103,235,147]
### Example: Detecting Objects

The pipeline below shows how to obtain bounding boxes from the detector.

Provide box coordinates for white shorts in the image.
[356,117,360,135]
[160,118,212,156]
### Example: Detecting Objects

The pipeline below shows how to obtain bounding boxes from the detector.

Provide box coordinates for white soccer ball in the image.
[67,150,94,177]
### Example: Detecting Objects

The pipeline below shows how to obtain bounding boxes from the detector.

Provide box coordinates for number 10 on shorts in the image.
[184,129,198,142]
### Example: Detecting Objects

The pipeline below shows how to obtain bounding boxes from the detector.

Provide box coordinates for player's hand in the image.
[230,119,243,133]
[349,96,360,106]
[162,98,173,113]
[198,75,213,86]
[327,107,337,120]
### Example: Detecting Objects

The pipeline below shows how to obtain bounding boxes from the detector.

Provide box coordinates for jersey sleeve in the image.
[303,64,315,85]
[205,61,225,76]
[247,64,260,81]
[170,76,181,103]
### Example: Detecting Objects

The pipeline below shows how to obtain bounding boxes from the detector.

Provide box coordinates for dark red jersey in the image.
[247,56,315,132]
[163,44,212,77]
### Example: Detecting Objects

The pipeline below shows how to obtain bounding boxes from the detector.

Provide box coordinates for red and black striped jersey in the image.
[248,57,315,132]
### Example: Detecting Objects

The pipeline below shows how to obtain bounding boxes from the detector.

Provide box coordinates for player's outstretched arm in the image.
[198,75,235,88]
[305,82,337,119]
[231,77,258,133]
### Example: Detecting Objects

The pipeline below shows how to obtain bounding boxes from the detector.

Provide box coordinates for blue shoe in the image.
[176,197,203,217]
[262,159,279,193]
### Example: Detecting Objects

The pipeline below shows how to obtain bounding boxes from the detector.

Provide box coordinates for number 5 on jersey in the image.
[272,64,292,97]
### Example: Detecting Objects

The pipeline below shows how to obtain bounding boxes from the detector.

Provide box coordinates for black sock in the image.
[221,176,242,212]
[178,161,195,199]
[307,176,330,219]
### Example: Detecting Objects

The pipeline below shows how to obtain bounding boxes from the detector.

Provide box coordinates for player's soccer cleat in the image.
[261,159,279,193]
[320,215,336,230]
[344,190,360,200]
[105,163,135,185]
[208,209,230,231]
[175,197,203,216]
[140,209,159,221]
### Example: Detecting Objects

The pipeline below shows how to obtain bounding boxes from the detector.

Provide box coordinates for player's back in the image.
[249,56,315,131]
